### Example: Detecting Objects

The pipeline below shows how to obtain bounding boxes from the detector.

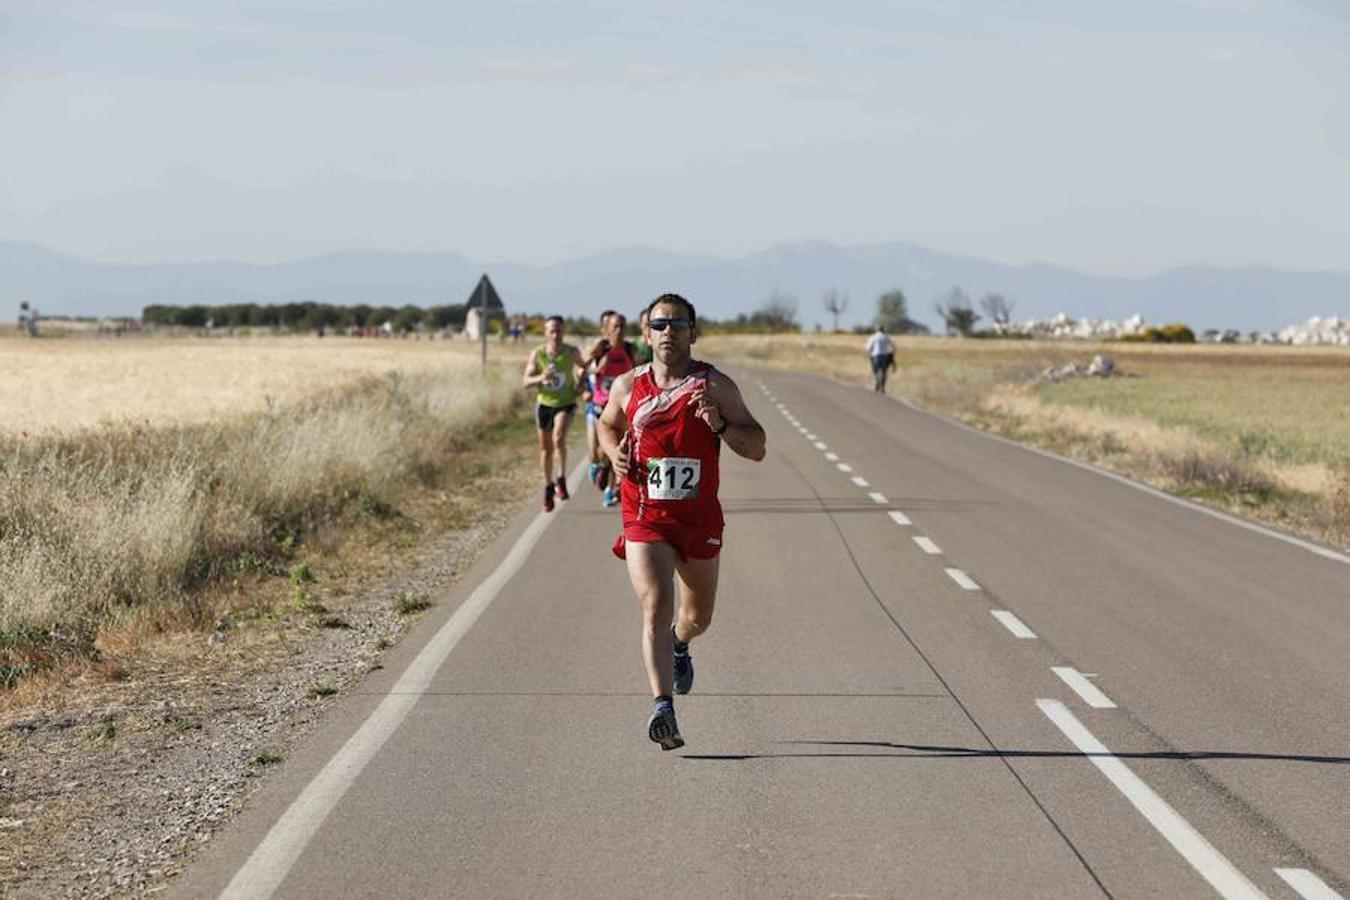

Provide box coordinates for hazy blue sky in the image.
[3,1,1348,273]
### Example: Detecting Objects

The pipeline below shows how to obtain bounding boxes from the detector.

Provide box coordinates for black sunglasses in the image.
[647,317,692,332]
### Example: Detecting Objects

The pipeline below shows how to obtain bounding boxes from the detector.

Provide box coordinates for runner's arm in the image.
[585,337,608,367]
[597,371,634,478]
[521,351,544,388]
[702,371,766,462]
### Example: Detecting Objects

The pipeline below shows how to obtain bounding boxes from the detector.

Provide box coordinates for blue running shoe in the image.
[588,462,601,486]
[647,700,684,751]
[603,485,619,507]
[673,643,694,695]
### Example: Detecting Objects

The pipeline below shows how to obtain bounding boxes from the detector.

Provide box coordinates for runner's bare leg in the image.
[674,554,719,645]
[625,540,678,698]
[552,409,571,478]
[587,409,602,464]
[538,426,555,484]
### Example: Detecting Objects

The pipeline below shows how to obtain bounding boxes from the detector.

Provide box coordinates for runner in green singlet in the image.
[522,316,586,512]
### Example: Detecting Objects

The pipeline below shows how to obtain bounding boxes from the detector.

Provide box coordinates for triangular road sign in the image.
[465,274,504,310]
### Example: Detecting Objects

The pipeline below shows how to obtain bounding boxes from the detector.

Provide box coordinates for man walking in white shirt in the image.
[866,325,896,393]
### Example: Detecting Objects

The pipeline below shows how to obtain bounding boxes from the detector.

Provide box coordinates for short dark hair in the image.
[545,315,564,328]
[644,293,697,330]
[599,309,617,324]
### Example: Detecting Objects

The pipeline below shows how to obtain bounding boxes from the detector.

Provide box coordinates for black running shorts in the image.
[536,403,576,431]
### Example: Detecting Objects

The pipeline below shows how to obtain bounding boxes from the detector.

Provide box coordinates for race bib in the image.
[646,457,701,501]
[541,367,563,390]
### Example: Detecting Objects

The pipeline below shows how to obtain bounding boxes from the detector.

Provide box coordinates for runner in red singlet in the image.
[598,293,766,750]
[586,311,637,507]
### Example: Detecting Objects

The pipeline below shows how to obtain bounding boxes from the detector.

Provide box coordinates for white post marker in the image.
[1038,700,1269,900]
[221,463,587,900]
[991,610,1037,639]
[1274,868,1343,900]
[1052,666,1117,709]
[944,567,981,590]
[887,511,911,526]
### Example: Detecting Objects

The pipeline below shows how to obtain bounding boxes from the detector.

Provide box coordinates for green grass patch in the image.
[307,681,338,698]
[393,592,434,615]
[249,747,284,767]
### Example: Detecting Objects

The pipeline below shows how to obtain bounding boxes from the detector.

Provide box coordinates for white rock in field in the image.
[1088,354,1115,376]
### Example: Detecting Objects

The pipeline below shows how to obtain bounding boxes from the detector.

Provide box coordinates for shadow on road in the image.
[683,740,1350,765]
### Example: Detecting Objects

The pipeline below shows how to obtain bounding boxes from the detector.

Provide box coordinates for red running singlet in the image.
[591,341,636,409]
[611,362,724,560]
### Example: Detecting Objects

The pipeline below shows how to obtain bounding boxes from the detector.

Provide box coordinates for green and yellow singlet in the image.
[535,345,578,407]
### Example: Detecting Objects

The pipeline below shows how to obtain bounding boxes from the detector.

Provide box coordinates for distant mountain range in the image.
[2,239,1347,333]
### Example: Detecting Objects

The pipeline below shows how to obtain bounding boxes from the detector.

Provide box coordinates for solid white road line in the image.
[868,492,889,505]
[1038,700,1269,900]
[825,451,839,461]
[991,610,1037,639]
[220,462,588,900]
[851,476,870,487]
[1052,666,1117,709]
[887,511,911,526]
[914,536,942,554]
[1274,868,1343,900]
[837,463,853,473]
[945,567,981,590]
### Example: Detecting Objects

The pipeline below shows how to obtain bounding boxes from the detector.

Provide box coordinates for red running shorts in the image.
[612,522,723,562]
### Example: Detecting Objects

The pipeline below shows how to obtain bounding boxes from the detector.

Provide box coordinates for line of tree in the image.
[142,302,470,332]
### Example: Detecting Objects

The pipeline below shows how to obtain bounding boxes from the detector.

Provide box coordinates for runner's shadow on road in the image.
[683,740,1350,765]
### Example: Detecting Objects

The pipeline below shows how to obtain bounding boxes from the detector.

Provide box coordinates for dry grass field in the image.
[0,336,533,687]
[0,335,529,433]
[699,334,1350,550]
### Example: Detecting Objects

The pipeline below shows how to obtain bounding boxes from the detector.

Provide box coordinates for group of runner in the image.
[521,294,766,750]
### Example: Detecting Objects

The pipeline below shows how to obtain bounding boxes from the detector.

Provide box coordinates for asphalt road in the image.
[172,369,1349,899]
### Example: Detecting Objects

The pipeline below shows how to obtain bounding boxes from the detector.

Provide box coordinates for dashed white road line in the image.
[1052,666,1117,709]
[837,463,853,473]
[1037,700,1269,900]
[851,476,870,487]
[887,510,911,526]
[1274,868,1343,900]
[944,567,981,590]
[825,451,839,461]
[814,442,829,451]
[991,610,1037,639]
[806,433,818,441]
[868,492,888,505]
[913,536,941,554]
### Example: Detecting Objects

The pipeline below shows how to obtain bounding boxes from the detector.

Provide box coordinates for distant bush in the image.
[1119,323,1196,344]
